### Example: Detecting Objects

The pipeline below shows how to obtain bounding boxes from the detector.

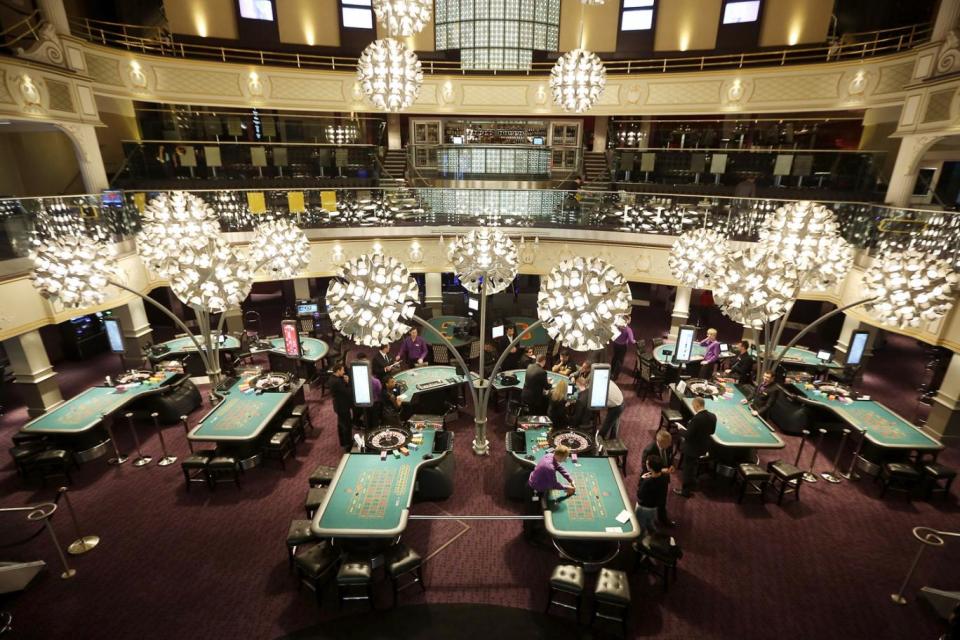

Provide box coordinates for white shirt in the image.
[607,382,623,408]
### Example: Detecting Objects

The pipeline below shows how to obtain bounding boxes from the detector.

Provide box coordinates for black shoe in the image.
[661,520,678,528]
[672,488,691,498]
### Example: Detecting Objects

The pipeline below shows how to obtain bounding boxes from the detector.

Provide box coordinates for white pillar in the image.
[927,352,960,437]
[113,299,153,369]
[885,134,940,207]
[293,278,311,300]
[669,286,691,336]
[387,113,402,151]
[592,117,608,153]
[63,123,109,193]
[424,271,442,315]
[933,0,960,41]
[38,0,71,36]
[4,330,62,417]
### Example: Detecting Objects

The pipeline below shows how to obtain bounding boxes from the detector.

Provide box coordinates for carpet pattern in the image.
[0,305,957,640]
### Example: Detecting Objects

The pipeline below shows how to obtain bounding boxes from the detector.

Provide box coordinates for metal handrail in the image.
[67,17,931,76]
[0,9,42,48]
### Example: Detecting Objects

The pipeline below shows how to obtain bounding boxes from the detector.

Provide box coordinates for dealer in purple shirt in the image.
[396,327,429,367]
[528,444,577,497]
[698,327,721,378]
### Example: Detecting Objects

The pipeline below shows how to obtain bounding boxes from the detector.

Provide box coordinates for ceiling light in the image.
[862,248,958,329]
[550,48,606,113]
[448,229,519,295]
[668,229,729,290]
[249,218,311,279]
[356,39,423,113]
[373,0,432,37]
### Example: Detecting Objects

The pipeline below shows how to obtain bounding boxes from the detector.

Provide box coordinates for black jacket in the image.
[636,473,670,509]
[641,440,675,468]
[521,364,551,405]
[330,375,353,414]
[495,336,520,371]
[372,351,391,380]
[750,383,780,416]
[728,352,755,385]
[683,410,717,456]
[548,398,569,429]
[568,392,592,427]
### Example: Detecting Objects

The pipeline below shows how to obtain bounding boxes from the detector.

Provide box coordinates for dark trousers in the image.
[681,451,700,493]
[336,409,353,448]
[611,343,627,379]
[600,404,624,439]
[699,361,716,379]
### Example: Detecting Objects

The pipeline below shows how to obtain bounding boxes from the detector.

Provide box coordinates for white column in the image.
[63,123,109,193]
[669,286,691,336]
[113,299,153,369]
[592,117,608,153]
[885,134,940,207]
[387,113,402,151]
[927,352,960,437]
[4,330,62,417]
[424,271,442,315]
[38,0,71,36]
[933,0,960,41]
[293,278,311,300]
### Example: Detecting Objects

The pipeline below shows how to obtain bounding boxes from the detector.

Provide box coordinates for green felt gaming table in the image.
[670,383,785,450]
[188,377,299,442]
[392,365,472,404]
[151,334,241,357]
[20,372,179,434]
[311,428,439,538]
[787,382,942,452]
[653,342,707,366]
[251,336,329,362]
[653,342,842,371]
[504,316,549,347]
[425,315,473,348]
[493,368,571,392]
[520,428,638,540]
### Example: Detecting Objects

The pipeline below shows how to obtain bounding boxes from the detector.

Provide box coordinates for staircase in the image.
[580,151,613,207]
[381,149,408,183]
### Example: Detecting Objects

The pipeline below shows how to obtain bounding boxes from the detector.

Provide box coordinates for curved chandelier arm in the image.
[409,316,480,412]
[106,279,213,374]
[480,319,546,405]
[766,297,878,377]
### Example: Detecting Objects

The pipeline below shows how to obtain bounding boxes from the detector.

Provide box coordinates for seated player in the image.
[724,340,755,385]
[743,369,779,417]
[551,350,576,377]
[547,378,571,429]
[517,346,536,370]
[636,455,669,535]
[381,375,403,427]
[698,328,722,379]
[396,327,429,368]
[568,376,592,427]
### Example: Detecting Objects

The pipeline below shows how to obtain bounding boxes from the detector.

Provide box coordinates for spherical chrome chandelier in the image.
[537,257,631,351]
[668,229,729,290]
[373,0,432,37]
[448,229,518,295]
[758,201,852,289]
[249,218,311,278]
[356,39,423,113]
[713,248,799,330]
[138,192,221,278]
[550,49,606,113]
[168,237,253,313]
[326,253,420,347]
[30,235,118,309]
[862,248,958,329]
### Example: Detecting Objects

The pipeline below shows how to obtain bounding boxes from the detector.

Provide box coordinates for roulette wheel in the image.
[367,427,411,451]
[251,372,291,391]
[687,379,726,398]
[116,370,154,385]
[548,429,594,455]
[814,381,851,397]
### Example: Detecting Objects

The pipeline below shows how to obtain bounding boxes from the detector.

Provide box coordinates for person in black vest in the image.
[724,340,755,385]
[745,370,779,417]
[521,354,551,415]
[329,361,354,452]
[641,430,677,526]
[674,397,717,498]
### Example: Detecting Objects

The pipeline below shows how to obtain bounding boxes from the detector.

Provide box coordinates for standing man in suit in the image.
[329,361,354,452]
[724,340,755,385]
[642,430,677,527]
[372,343,395,381]
[674,397,717,497]
[521,354,552,415]
[495,325,520,371]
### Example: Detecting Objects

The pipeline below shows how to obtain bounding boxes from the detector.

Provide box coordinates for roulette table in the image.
[392,366,471,404]
[426,315,473,348]
[249,336,329,363]
[493,369,571,391]
[669,383,785,450]
[504,316,549,347]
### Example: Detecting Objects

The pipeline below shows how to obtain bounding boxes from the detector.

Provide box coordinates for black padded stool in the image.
[286,519,315,570]
[10,442,47,477]
[591,568,631,637]
[291,403,314,434]
[545,564,584,622]
[280,417,305,446]
[308,463,337,487]
[879,462,921,499]
[208,456,242,489]
[181,452,212,491]
[385,543,425,607]
[305,487,328,518]
[735,463,771,503]
[660,409,683,432]
[922,463,956,499]
[336,559,374,609]
[766,460,804,504]
[599,436,629,473]
[262,432,295,469]
[633,534,681,592]
[31,450,72,487]
[294,541,340,606]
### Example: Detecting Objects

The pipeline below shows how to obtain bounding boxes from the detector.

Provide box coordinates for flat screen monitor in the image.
[846,331,869,367]
[281,320,301,359]
[816,349,833,363]
[104,318,124,353]
[719,342,730,355]
[452,136,464,144]
[296,303,318,315]
[101,190,123,206]
[673,325,697,363]
[491,323,504,339]
[350,361,373,407]
[467,297,479,312]
[239,0,274,21]
[532,137,545,145]
[588,364,611,410]
[723,1,760,24]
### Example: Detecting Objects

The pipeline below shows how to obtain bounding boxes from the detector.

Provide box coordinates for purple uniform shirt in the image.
[371,376,383,401]
[613,325,636,346]
[528,453,574,493]
[699,338,721,364]
[398,335,428,363]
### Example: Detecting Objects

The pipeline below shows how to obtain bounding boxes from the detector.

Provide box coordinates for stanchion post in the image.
[105,414,128,465]
[126,412,152,467]
[840,430,865,480]
[803,428,826,483]
[793,429,810,467]
[58,487,100,555]
[181,414,194,453]
[891,542,928,605]
[820,429,849,484]
[152,412,177,466]
[43,519,75,579]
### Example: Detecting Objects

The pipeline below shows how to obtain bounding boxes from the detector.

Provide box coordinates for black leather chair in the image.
[633,533,682,592]
[305,487,328,518]
[208,456,242,488]
[735,463,771,503]
[766,460,804,504]
[30,450,72,487]
[294,541,340,607]
[181,452,213,490]
[262,432,295,469]
[878,462,921,499]
[385,543,425,607]
[922,463,956,499]
[286,519,314,571]
[308,463,337,488]
[591,568,631,637]
[336,559,374,609]
[545,564,584,622]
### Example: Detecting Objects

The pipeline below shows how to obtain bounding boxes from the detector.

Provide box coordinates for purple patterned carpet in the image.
[0,306,957,640]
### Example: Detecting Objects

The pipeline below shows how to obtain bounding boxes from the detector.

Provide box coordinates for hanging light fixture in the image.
[326,253,420,347]
[713,248,799,330]
[373,0,432,37]
[30,235,118,308]
[138,192,222,278]
[325,121,360,145]
[549,48,606,113]
[168,237,253,313]
[537,257,631,351]
[356,38,423,113]
[862,248,958,329]
[249,218,311,279]
[668,229,729,290]
[448,229,518,295]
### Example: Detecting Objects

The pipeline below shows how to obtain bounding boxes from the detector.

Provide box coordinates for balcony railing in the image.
[67,18,931,76]
[1,188,957,273]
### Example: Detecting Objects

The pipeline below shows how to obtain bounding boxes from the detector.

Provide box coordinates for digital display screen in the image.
[104,318,124,353]
[468,297,479,311]
[532,137,545,145]
[588,364,611,410]
[720,343,730,355]
[296,303,318,315]
[491,324,504,339]
[101,190,123,205]
[452,136,464,144]
[673,325,697,363]
[723,1,760,24]
[816,349,833,362]
[846,331,869,366]
[239,0,274,21]
[351,361,373,407]
[281,320,301,358]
